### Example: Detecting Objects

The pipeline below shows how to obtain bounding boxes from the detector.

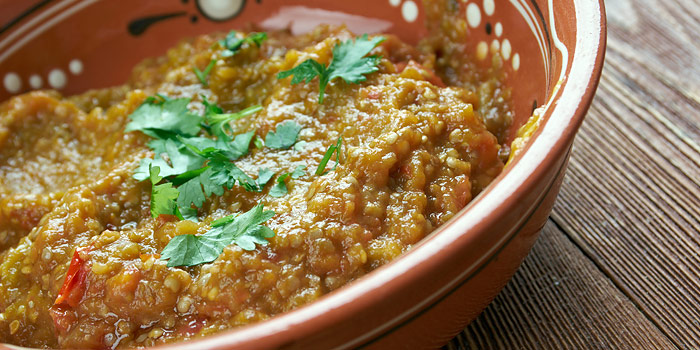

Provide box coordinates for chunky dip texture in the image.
[0,4,513,349]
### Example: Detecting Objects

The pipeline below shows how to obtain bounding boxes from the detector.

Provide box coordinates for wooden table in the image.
[445,0,699,348]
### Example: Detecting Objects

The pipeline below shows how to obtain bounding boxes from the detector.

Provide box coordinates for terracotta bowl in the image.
[0,0,606,349]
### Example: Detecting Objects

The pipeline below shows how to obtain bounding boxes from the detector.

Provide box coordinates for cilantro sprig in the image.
[126,93,279,263]
[269,165,306,197]
[160,203,276,267]
[193,59,217,87]
[277,34,385,103]
[316,137,344,175]
[219,31,268,57]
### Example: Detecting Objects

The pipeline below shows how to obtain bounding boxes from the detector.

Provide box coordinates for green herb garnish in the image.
[149,166,180,218]
[277,35,385,103]
[134,138,206,180]
[316,137,343,175]
[127,95,266,215]
[264,120,303,150]
[269,165,306,197]
[127,95,280,265]
[294,140,307,152]
[256,168,275,188]
[193,59,217,87]
[125,97,202,138]
[219,31,268,57]
[160,203,275,267]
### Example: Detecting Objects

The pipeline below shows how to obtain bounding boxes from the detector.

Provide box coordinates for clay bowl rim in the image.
[146,0,608,348]
[149,0,608,349]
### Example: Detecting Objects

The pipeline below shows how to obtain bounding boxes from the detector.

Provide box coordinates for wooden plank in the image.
[444,221,676,349]
[553,0,700,349]
[547,0,700,348]
[551,98,700,348]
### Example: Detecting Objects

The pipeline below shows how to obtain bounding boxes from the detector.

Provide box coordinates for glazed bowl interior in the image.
[0,0,604,349]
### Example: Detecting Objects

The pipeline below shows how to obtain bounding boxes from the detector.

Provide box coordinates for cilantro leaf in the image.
[246,32,268,47]
[149,166,180,218]
[277,59,328,91]
[265,120,302,149]
[160,203,276,267]
[199,168,226,197]
[316,137,343,175]
[180,207,199,222]
[277,35,385,103]
[328,35,385,85]
[227,130,256,160]
[294,140,307,152]
[268,174,289,198]
[256,168,275,187]
[291,165,307,179]
[212,203,276,251]
[180,129,254,162]
[125,98,202,137]
[177,176,207,210]
[254,135,264,149]
[176,167,226,211]
[134,139,206,181]
[208,159,259,192]
[269,165,306,198]
[193,59,217,87]
[159,234,224,267]
[219,31,268,57]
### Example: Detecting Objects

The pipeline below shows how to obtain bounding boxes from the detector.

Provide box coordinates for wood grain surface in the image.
[446,0,700,348]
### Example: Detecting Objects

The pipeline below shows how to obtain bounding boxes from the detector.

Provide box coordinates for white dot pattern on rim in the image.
[501,39,512,60]
[483,0,495,16]
[69,59,83,75]
[196,0,244,21]
[491,39,500,53]
[3,72,21,93]
[48,69,67,89]
[4,1,525,94]
[29,74,42,89]
[463,3,520,71]
[466,3,481,28]
[401,1,418,23]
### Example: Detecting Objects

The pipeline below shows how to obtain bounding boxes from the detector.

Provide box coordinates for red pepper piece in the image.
[54,247,90,307]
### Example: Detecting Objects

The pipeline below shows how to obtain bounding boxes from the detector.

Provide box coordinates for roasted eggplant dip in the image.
[0,4,515,349]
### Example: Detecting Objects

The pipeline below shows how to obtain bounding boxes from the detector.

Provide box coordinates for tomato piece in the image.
[395,61,408,72]
[156,214,178,228]
[49,306,75,335]
[177,316,207,336]
[453,175,472,208]
[54,247,90,307]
